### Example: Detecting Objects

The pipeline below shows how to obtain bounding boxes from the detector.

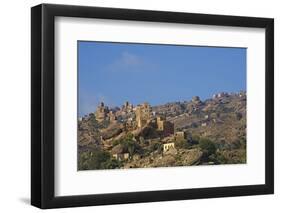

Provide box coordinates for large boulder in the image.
[100,123,123,140]
[181,149,203,165]
[111,144,124,154]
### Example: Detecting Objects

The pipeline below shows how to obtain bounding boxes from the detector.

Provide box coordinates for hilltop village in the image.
[78,91,247,170]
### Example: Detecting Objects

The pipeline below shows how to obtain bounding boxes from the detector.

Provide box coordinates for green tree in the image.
[148,142,162,154]
[199,138,216,156]
[123,140,142,156]
[118,133,143,156]
[78,149,112,170]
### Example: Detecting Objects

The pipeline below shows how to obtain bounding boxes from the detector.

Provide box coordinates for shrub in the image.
[239,138,246,150]
[213,152,228,164]
[101,159,123,169]
[175,139,190,149]
[148,142,162,153]
[191,135,200,144]
[78,149,112,170]
[112,139,120,147]
[199,138,216,156]
[224,138,246,150]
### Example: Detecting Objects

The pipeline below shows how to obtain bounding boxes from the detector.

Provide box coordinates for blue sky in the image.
[78,41,246,116]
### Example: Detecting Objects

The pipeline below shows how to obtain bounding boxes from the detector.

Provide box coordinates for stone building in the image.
[108,110,117,123]
[112,153,130,161]
[123,153,130,160]
[111,144,130,161]
[213,92,229,99]
[192,96,201,104]
[122,101,134,113]
[136,102,151,128]
[174,131,187,141]
[124,117,135,131]
[156,116,174,137]
[95,102,109,122]
[163,142,175,152]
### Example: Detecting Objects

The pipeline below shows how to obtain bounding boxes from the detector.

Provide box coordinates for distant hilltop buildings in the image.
[90,91,246,128]
[122,101,134,113]
[95,102,109,122]
[83,92,246,124]
[212,91,246,99]
[92,100,193,153]
[93,101,175,138]
[135,102,151,128]
[155,116,174,137]
[90,101,178,150]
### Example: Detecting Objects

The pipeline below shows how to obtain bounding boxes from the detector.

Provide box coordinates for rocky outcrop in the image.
[122,148,203,169]
[180,149,203,165]
[100,123,123,140]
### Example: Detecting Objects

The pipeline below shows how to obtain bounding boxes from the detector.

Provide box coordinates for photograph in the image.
[77,41,247,171]
[29,2,274,209]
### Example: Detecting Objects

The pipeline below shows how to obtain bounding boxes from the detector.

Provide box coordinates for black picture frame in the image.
[31,3,274,209]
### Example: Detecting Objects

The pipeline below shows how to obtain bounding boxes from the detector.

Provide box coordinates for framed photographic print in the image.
[31,3,274,209]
